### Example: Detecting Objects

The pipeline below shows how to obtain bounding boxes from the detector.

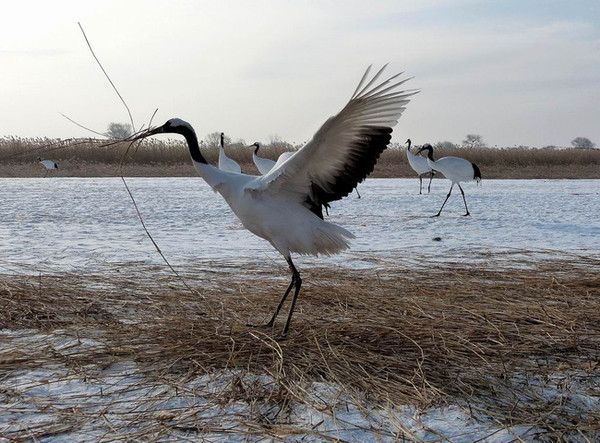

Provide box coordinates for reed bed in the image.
[2,136,599,178]
[1,253,599,440]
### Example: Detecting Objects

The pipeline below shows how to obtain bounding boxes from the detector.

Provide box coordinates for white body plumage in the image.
[406,144,431,175]
[251,143,294,175]
[426,155,479,185]
[37,158,58,170]
[405,139,434,193]
[37,157,58,177]
[217,132,241,173]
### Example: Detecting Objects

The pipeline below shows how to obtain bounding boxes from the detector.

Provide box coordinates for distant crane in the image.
[37,157,58,177]
[218,132,241,173]
[250,142,294,175]
[406,139,435,194]
[136,65,415,335]
[415,144,481,216]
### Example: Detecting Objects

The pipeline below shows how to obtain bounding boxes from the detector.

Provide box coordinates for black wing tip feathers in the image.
[308,125,393,211]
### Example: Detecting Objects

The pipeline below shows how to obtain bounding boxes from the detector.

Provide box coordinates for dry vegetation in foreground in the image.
[1,253,599,440]
[1,136,599,178]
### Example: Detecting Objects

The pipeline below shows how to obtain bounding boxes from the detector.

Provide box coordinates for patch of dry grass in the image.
[1,254,599,439]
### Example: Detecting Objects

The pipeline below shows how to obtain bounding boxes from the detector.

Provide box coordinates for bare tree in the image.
[435,141,456,150]
[267,134,292,149]
[571,137,596,149]
[105,122,132,139]
[462,134,486,149]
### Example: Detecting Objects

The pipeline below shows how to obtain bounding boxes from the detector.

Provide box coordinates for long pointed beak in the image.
[131,125,164,141]
[415,147,424,155]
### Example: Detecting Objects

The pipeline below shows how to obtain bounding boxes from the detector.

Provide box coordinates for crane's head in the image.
[135,118,207,164]
[415,143,433,155]
[36,157,42,161]
[249,142,261,155]
[405,138,411,146]
[141,118,196,138]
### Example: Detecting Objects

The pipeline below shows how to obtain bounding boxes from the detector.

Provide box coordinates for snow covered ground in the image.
[1,178,599,441]
[4,331,591,442]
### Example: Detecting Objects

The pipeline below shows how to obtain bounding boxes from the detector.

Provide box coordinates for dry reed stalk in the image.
[2,137,600,178]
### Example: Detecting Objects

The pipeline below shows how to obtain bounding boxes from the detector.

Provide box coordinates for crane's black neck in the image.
[178,126,207,164]
[421,145,435,161]
[253,144,260,155]
[220,133,224,148]
[406,139,412,149]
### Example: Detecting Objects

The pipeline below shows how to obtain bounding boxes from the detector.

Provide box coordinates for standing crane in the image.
[250,142,294,175]
[406,139,435,194]
[415,144,481,216]
[218,132,241,173]
[37,157,58,177]
[136,65,415,335]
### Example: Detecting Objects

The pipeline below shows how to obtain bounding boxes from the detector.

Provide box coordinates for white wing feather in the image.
[248,66,416,211]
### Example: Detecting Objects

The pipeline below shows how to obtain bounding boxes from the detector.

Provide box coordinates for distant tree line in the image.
[105,123,596,152]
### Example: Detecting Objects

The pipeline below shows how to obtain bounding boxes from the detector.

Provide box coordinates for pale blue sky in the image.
[1,0,598,147]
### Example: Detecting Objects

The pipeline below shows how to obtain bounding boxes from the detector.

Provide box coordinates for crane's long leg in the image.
[355,187,361,199]
[418,176,422,194]
[427,172,434,193]
[265,277,295,328]
[259,256,302,335]
[282,257,302,335]
[458,184,470,216]
[434,184,454,217]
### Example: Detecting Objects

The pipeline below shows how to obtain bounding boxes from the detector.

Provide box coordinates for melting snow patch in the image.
[2,353,589,441]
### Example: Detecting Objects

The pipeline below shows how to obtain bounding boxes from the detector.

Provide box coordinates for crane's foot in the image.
[462,212,471,217]
[246,321,291,338]
[246,320,275,329]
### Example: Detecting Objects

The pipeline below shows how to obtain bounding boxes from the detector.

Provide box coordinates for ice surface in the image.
[0,178,598,275]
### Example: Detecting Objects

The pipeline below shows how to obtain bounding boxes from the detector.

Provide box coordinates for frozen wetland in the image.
[1,178,599,441]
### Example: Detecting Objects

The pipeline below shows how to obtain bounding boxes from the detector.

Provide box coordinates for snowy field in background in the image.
[0,178,598,274]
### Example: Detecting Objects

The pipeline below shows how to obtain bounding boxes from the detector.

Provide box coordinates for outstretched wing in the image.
[249,65,417,217]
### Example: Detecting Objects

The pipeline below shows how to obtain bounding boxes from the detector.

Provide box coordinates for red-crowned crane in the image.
[406,139,435,194]
[136,65,415,335]
[37,157,58,177]
[218,132,241,173]
[416,144,481,216]
[250,142,294,175]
